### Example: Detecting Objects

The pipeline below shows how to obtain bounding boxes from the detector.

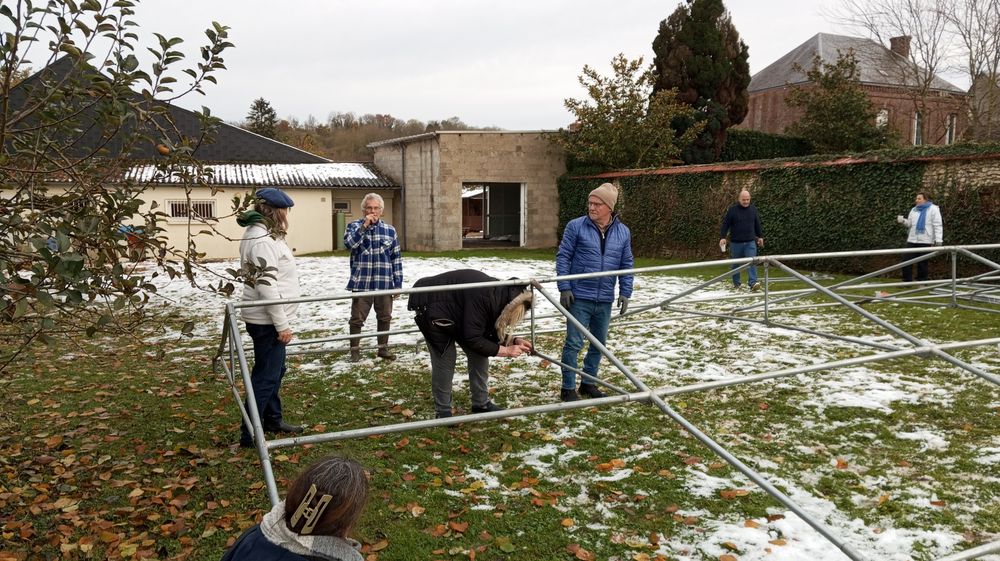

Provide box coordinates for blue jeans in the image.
[730,241,758,286]
[241,323,287,442]
[560,299,612,389]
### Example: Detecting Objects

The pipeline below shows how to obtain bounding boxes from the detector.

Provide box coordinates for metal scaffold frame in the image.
[214,243,1000,561]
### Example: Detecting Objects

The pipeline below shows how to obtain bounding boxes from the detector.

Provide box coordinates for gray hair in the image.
[362,193,384,209]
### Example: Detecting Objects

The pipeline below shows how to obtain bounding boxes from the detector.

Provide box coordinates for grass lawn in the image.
[1,249,998,561]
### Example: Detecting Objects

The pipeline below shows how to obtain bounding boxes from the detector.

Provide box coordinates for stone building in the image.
[737,33,969,146]
[370,131,566,251]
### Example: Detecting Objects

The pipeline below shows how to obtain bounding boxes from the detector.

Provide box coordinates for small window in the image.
[168,200,217,221]
[913,112,924,146]
[333,200,351,213]
[946,113,957,144]
[876,108,889,129]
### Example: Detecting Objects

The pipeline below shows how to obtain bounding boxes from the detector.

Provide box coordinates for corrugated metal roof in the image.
[123,163,398,188]
[749,33,964,93]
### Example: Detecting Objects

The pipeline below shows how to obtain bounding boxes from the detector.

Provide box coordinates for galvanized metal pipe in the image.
[775,261,1000,387]
[933,539,1000,561]
[531,282,869,561]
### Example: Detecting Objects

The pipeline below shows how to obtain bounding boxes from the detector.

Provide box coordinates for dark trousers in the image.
[428,339,491,416]
[241,323,287,442]
[902,242,932,282]
[349,294,394,349]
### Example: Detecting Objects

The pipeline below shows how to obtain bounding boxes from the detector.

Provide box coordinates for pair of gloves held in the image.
[560,291,629,316]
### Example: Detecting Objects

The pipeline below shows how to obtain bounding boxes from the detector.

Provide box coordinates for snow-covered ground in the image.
[149,255,1000,561]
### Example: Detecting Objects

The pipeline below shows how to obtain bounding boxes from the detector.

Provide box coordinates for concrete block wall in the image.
[439,132,565,249]
[374,132,566,251]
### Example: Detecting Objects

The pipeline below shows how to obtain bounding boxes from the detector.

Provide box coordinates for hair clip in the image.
[289,484,333,535]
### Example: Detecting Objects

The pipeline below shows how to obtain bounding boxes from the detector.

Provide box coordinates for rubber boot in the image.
[349,325,362,362]
[376,320,396,360]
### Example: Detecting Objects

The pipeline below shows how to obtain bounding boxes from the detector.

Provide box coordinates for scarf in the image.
[913,202,932,234]
[259,500,364,561]
[237,210,265,227]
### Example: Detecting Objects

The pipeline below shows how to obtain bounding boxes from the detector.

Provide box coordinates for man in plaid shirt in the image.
[344,193,403,362]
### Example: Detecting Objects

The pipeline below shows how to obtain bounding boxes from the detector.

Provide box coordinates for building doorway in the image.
[462,182,522,248]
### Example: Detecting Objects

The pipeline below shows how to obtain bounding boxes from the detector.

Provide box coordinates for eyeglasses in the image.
[363,206,382,211]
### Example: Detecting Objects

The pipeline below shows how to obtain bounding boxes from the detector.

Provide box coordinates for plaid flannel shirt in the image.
[344,218,403,291]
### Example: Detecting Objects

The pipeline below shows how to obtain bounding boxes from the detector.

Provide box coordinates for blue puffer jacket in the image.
[556,215,634,302]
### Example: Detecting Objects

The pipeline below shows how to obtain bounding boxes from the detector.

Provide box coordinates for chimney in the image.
[890,35,911,58]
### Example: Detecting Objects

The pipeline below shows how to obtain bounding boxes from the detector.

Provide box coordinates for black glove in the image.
[559,290,575,309]
[618,296,629,316]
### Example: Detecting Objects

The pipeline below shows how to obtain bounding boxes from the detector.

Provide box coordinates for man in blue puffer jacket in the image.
[556,182,634,402]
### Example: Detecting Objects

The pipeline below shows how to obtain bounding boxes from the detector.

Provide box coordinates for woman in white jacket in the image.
[896,192,943,282]
[237,188,302,448]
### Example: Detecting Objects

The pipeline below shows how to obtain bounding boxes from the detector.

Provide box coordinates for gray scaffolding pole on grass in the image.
[213,244,1000,560]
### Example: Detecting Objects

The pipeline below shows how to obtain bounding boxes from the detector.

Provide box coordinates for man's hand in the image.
[362,213,378,228]
[559,290,575,309]
[756,237,765,248]
[896,215,906,224]
[617,296,629,316]
[277,329,293,344]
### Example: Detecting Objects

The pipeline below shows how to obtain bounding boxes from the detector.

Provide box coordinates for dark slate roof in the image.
[123,163,397,189]
[749,33,964,93]
[9,57,329,164]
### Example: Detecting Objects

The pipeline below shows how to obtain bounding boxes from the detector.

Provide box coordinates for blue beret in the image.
[256,187,294,208]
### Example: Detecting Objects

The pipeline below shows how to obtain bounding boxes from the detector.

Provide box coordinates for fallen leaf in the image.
[744,519,760,528]
[449,521,469,533]
[768,539,787,546]
[496,536,515,553]
[835,458,848,469]
[370,539,389,551]
[561,518,575,528]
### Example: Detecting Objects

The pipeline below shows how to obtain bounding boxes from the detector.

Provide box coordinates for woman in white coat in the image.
[237,188,303,447]
[896,192,943,282]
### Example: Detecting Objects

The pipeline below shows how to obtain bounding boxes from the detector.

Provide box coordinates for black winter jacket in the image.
[408,269,526,357]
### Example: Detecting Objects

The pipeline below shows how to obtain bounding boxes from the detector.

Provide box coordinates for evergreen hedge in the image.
[559,145,1000,275]
[719,129,813,161]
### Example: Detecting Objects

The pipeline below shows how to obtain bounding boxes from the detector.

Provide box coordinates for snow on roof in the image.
[123,162,397,189]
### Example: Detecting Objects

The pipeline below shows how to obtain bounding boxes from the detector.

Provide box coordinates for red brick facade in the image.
[737,84,968,145]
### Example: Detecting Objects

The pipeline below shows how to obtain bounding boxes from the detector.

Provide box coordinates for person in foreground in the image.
[237,188,303,448]
[557,182,634,402]
[408,269,534,419]
[220,455,368,561]
[896,191,943,283]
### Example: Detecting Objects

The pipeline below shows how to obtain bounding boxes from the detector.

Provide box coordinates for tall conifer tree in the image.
[651,0,750,163]
[245,98,278,138]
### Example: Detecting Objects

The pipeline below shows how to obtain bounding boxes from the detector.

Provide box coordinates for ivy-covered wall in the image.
[719,129,813,162]
[559,147,1000,275]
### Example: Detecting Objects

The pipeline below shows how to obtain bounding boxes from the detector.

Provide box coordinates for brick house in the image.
[737,33,968,146]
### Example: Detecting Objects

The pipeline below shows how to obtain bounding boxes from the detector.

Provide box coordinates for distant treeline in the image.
[245,112,501,162]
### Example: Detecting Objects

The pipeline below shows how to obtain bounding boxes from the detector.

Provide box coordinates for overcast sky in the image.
[125,0,844,130]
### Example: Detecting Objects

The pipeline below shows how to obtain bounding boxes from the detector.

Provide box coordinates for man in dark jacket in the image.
[556,182,634,402]
[719,189,765,291]
[408,269,534,419]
